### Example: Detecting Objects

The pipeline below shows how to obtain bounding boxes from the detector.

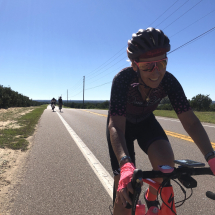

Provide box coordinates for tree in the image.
[210,103,215,112]
[190,94,212,111]
[157,96,173,110]
[160,96,171,105]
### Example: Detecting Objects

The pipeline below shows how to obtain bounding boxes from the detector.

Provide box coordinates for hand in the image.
[116,182,134,207]
[116,162,136,207]
[208,157,215,175]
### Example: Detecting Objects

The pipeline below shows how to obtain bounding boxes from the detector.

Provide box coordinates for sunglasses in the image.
[134,58,168,72]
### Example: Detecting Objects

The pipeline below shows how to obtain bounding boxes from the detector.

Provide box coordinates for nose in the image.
[151,64,159,74]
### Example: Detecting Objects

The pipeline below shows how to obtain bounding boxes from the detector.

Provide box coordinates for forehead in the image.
[139,54,166,62]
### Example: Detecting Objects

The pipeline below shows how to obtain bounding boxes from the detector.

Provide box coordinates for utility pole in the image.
[83,76,85,108]
[67,89,68,107]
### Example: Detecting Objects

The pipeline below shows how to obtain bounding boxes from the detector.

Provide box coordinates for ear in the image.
[131,61,138,71]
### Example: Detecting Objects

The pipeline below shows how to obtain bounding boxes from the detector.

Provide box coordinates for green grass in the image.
[153,110,215,124]
[0,105,47,150]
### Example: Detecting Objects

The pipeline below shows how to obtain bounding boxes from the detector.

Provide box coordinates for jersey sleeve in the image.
[162,72,191,114]
[109,68,135,117]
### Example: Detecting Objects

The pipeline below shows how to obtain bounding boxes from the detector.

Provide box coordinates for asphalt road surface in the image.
[10,106,215,215]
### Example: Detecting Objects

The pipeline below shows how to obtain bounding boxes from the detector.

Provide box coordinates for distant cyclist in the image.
[58,96,63,112]
[106,27,215,215]
[51,98,56,111]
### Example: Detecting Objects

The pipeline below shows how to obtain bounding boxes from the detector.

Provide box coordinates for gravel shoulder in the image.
[0,107,41,214]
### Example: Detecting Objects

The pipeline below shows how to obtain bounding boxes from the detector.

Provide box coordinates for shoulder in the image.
[162,71,178,83]
[161,71,183,89]
[114,67,136,80]
[111,67,137,92]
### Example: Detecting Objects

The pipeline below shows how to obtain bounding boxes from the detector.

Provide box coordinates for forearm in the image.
[109,126,130,163]
[184,119,213,156]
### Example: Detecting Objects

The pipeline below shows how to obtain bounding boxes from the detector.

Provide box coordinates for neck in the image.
[138,84,151,94]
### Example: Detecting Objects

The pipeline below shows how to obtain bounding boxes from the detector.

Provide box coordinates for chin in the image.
[146,81,161,88]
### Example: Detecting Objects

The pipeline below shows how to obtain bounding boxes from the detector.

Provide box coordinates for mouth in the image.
[149,77,159,81]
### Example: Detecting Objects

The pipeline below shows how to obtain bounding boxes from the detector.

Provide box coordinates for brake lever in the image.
[125,169,143,209]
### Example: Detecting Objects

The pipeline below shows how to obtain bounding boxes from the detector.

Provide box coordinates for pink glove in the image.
[208,157,215,175]
[117,162,136,191]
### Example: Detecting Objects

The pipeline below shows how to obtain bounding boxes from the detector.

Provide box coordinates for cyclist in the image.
[106,27,215,215]
[58,96,63,111]
[51,98,56,108]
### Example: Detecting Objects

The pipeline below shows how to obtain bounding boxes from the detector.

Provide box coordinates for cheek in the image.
[139,72,149,81]
[159,69,166,76]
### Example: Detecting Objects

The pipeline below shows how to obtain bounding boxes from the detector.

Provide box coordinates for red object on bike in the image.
[117,162,136,191]
[160,186,176,215]
[135,204,145,215]
[208,157,215,175]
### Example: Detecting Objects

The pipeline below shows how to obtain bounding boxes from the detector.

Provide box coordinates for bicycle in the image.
[51,104,55,112]
[126,159,215,215]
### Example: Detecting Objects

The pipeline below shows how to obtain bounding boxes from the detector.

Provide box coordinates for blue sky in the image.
[1,0,215,101]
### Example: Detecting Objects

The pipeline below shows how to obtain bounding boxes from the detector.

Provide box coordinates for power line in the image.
[85,46,126,78]
[87,27,215,92]
[69,90,83,98]
[80,1,186,82]
[86,51,126,79]
[68,1,189,94]
[169,9,215,38]
[169,26,215,54]
[148,0,180,26]
[86,0,194,83]
[87,56,127,82]
[68,1,214,97]
[68,47,126,96]
[87,63,128,86]
[68,77,83,92]
[163,0,204,30]
[85,81,112,91]
[156,0,189,28]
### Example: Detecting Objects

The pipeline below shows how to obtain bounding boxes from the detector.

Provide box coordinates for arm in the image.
[178,110,214,160]
[109,115,135,206]
[108,115,131,166]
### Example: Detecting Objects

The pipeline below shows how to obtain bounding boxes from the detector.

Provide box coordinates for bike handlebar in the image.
[141,166,213,179]
[127,166,215,212]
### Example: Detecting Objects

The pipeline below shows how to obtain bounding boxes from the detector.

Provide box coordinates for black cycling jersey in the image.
[109,67,191,123]
[58,99,63,104]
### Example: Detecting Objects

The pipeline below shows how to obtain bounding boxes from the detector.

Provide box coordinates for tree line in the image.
[0,85,44,109]
[157,94,215,111]
[64,100,110,110]
[65,94,215,112]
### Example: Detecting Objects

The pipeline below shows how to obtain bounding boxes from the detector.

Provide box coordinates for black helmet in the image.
[127,27,170,60]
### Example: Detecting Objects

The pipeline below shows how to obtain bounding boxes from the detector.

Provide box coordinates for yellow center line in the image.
[82,110,107,117]
[81,110,215,149]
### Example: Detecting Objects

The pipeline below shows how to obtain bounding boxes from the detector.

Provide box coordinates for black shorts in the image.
[106,113,169,176]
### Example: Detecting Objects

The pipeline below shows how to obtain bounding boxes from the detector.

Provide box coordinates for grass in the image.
[0,105,47,150]
[153,110,215,124]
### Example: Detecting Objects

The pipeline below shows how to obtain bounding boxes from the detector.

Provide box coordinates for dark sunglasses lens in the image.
[139,63,154,71]
[157,59,167,70]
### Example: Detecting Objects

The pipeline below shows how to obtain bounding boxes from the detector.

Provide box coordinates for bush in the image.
[157,96,173,110]
[210,103,215,111]
[157,103,173,110]
[65,101,110,109]
[190,94,212,111]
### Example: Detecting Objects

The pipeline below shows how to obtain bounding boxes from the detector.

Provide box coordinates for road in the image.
[10,106,215,214]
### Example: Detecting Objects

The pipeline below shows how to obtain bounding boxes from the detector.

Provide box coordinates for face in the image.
[132,54,167,88]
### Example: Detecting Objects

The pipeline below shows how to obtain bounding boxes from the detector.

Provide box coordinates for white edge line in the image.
[56,112,114,199]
